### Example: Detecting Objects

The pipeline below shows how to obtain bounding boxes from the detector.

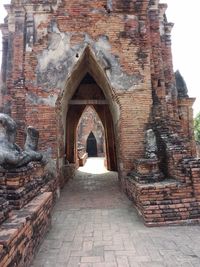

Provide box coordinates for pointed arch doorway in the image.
[86,132,98,157]
[77,104,105,159]
[56,46,119,180]
[65,72,117,171]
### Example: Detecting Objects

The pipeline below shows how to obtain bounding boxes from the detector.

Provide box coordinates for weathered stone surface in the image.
[0,113,42,170]
[145,129,158,159]
[128,158,164,184]
[32,162,200,267]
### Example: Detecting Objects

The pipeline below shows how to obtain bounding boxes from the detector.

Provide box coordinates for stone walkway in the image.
[32,158,200,267]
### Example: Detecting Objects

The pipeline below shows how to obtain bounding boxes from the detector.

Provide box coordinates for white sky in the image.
[0,0,200,115]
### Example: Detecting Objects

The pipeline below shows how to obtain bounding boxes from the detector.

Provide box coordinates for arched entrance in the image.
[56,46,119,184]
[65,72,117,170]
[77,105,105,158]
[86,132,97,157]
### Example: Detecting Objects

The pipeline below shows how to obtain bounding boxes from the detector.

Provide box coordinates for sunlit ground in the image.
[78,157,109,174]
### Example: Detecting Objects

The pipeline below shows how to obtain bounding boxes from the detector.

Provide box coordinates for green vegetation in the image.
[194,112,200,142]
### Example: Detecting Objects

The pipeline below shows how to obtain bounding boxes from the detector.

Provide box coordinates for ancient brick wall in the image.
[1,0,154,175]
[0,192,53,267]
[0,0,199,226]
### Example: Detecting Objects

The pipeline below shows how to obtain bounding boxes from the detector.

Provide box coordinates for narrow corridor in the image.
[32,158,200,267]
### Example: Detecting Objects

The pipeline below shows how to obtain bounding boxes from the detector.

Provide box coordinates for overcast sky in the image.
[0,0,200,115]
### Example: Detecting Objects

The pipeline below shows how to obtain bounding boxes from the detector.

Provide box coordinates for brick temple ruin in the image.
[1,0,200,265]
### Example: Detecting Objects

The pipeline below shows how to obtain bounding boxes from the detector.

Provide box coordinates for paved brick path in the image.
[32,158,200,267]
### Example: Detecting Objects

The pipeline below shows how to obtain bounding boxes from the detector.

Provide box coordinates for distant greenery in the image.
[194,112,200,142]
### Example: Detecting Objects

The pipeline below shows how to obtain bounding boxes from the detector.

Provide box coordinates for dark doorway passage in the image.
[65,67,117,171]
[86,132,97,157]
[77,105,105,160]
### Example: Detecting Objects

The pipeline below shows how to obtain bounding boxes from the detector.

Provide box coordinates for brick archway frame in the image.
[55,46,119,185]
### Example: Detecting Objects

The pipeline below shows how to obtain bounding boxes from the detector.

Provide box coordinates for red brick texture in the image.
[0,0,199,226]
[0,192,53,267]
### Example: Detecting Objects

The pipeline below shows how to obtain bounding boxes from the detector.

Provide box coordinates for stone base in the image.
[0,192,53,267]
[0,163,53,209]
[125,177,200,226]
[128,158,164,184]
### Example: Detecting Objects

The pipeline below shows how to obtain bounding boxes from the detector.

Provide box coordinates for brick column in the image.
[149,4,167,118]
[178,97,196,156]
[0,23,9,112]
[11,6,26,146]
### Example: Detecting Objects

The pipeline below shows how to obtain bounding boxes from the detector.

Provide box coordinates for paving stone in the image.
[92,246,104,257]
[67,256,81,267]
[32,161,200,267]
[81,256,102,263]
[104,251,116,263]
[93,263,117,267]
[138,262,165,267]
[83,241,93,251]
[116,255,130,267]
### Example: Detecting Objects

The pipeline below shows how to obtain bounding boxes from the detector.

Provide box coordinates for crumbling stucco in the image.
[36,23,142,92]
[26,92,57,107]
